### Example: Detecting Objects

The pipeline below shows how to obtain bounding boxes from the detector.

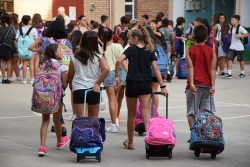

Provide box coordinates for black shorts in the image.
[125,78,152,98]
[227,49,244,62]
[73,89,100,105]
[151,76,164,82]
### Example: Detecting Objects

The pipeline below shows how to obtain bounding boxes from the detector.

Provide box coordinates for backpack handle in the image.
[4,26,13,39]
[84,90,102,117]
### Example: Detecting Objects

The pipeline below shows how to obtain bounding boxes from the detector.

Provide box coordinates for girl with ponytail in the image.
[114,27,167,149]
[100,28,124,133]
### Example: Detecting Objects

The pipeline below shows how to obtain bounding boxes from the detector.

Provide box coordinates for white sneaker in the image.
[30,79,34,84]
[9,77,15,82]
[68,114,76,121]
[106,123,118,133]
[100,96,106,111]
[16,76,22,81]
[22,80,27,84]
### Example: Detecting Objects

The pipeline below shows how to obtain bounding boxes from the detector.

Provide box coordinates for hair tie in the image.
[104,28,108,32]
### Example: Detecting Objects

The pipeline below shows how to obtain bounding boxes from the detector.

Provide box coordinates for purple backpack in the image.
[222,34,232,53]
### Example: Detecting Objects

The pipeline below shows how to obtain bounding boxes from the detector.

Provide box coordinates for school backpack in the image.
[247,36,250,51]
[176,58,187,79]
[231,24,249,46]
[113,24,123,43]
[36,26,44,38]
[185,39,195,50]
[18,26,34,59]
[144,116,176,146]
[69,117,106,153]
[0,26,15,59]
[47,39,73,70]
[222,34,232,53]
[31,60,62,114]
[152,44,168,76]
[190,109,224,143]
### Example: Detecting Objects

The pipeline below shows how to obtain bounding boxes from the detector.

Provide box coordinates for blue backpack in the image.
[152,44,168,77]
[246,36,250,51]
[17,26,34,59]
[176,58,187,79]
[222,34,232,53]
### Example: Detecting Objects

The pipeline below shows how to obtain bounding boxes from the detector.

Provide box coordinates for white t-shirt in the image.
[64,16,70,25]
[72,54,102,91]
[16,26,38,43]
[230,25,248,51]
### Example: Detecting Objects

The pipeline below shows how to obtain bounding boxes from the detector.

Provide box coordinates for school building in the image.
[1,0,250,61]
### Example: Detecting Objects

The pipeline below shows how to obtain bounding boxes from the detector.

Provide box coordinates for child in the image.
[113,16,130,43]
[36,44,68,156]
[185,24,217,129]
[68,31,109,118]
[114,28,167,149]
[223,15,249,79]
[100,28,123,132]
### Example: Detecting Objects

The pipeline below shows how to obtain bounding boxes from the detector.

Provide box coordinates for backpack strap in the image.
[25,26,34,36]
[19,27,24,37]
[4,26,13,39]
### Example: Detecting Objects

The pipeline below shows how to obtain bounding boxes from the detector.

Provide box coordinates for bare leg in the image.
[240,61,244,71]
[138,94,151,131]
[22,60,28,80]
[150,81,159,109]
[227,60,233,70]
[74,103,85,118]
[40,114,50,146]
[11,56,19,77]
[117,85,125,116]
[187,116,193,128]
[71,90,76,114]
[175,58,180,71]
[219,57,225,72]
[1,60,6,79]
[29,55,35,79]
[126,97,137,145]
[53,106,62,142]
[6,60,11,79]
[106,86,119,124]
[34,52,40,76]
[88,104,99,118]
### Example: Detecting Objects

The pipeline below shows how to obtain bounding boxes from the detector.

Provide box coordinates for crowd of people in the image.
[0,6,249,156]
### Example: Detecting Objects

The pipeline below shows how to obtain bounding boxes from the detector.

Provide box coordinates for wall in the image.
[171,0,185,25]
[134,0,169,26]
[240,0,250,27]
[14,0,52,20]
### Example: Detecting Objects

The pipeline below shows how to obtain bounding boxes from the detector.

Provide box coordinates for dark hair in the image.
[217,13,227,24]
[45,21,68,39]
[75,31,100,65]
[119,30,129,48]
[168,20,174,27]
[92,22,99,29]
[43,44,59,62]
[142,15,149,20]
[67,23,75,33]
[156,12,164,22]
[32,13,43,28]
[150,19,158,25]
[43,21,52,36]
[90,20,95,25]
[101,15,108,23]
[195,17,202,22]
[55,15,65,25]
[1,12,10,27]
[161,18,169,27]
[231,15,240,21]
[190,22,194,26]
[212,14,218,26]
[78,14,86,21]
[70,30,82,53]
[221,21,230,42]
[176,17,185,27]
[201,18,211,34]
[0,9,6,18]
[101,28,113,57]
[120,16,130,24]
[193,24,208,43]
[21,15,31,25]
[10,13,19,30]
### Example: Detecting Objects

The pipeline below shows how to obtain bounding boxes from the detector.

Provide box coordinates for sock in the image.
[228,70,232,75]
[4,78,7,80]
[241,71,244,75]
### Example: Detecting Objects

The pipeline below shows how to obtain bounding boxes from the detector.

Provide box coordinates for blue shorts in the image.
[103,70,122,88]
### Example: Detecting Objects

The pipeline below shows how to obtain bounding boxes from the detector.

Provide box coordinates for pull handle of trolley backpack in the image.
[151,92,169,119]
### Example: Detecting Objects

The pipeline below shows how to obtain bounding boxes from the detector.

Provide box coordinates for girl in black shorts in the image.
[114,28,167,149]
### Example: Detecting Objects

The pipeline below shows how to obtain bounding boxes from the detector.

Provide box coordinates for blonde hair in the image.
[128,28,155,52]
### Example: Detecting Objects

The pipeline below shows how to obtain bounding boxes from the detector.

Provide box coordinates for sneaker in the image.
[68,114,76,121]
[5,79,11,84]
[22,79,27,84]
[216,71,219,75]
[16,76,22,81]
[222,73,232,79]
[236,73,245,79]
[57,136,69,149]
[219,72,225,76]
[38,146,48,156]
[101,96,106,111]
[30,79,34,84]
[106,123,118,133]
[9,77,15,82]
[2,79,6,84]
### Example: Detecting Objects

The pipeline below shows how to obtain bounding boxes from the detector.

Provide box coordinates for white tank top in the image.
[72,54,102,91]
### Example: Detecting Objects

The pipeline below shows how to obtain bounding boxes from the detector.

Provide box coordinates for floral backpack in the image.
[31,60,62,114]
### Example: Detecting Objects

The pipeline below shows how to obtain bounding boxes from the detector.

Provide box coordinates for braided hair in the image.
[101,28,112,57]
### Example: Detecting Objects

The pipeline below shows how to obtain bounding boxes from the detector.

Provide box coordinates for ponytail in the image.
[141,27,155,52]
[101,28,113,57]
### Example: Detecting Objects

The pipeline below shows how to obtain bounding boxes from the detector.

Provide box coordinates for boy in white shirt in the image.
[223,15,249,79]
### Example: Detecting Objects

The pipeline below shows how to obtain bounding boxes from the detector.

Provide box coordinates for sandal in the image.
[123,139,134,150]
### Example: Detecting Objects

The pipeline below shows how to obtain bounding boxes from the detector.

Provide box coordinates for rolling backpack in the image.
[222,33,232,53]
[18,26,34,59]
[113,24,123,43]
[176,58,187,79]
[152,44,168,76]
[0,26,15,59]
[31,60,63,114]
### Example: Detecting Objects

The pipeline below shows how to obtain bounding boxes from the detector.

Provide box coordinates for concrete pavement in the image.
[0,64,250,167]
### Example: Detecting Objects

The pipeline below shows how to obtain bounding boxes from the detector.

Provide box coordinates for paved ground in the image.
[0,64,250,167]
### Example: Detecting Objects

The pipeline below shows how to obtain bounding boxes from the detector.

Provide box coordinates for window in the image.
[125,0,134,19]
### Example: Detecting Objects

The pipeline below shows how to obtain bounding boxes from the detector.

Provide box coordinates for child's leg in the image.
[12,56,20,77]
[219,57,225,72]
[138,94,151,131]
[126,97,137,145]
[150,81,159,109]
[88,91,101,118]
[34,52,40,76]
[29,55,35,79]
[186,89,199,127]
[40,114,50,146]
[175,58,180,71]
[88,104,99,118]
[1,60,6,79]
[117,85,125,116]
[106,86,119,124]
[53,106,62,142]
[22,60,28,80]
[70,90,76,115]
[6,60,11,78]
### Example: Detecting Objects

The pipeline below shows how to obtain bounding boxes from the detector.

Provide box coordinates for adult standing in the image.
[72,15,90,34]
[56,7,70,26]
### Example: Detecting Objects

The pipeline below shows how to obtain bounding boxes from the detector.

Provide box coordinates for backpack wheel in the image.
[194,150,200,157]
[98,153,101,162]
[138,132,143,136]
[211,153,216,159]
[77,154,80,162]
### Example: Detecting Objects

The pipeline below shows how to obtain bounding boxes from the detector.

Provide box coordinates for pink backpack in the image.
[135,100,159,127]
[144,116,176,146]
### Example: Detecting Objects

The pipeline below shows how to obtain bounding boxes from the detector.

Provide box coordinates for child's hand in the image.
[190,86,197,94]
[114,77,120,90]
[161,88,167,96]
[93,83,100,93]
[210,87,215,95]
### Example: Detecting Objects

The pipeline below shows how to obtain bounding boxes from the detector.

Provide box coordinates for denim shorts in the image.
[103,70,122,88]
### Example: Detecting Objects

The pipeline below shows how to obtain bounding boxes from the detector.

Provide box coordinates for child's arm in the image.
[67,60,74,90]
[114,54,126,89]
[93,57,110,92]
[151,61,167,96]
[61,71,67,90]
[212,25,218,46]
[186,49,196,93]
[28,38,43,52]
[210,51,217,95]
[154,31,162,37]
[121,60,128,72]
